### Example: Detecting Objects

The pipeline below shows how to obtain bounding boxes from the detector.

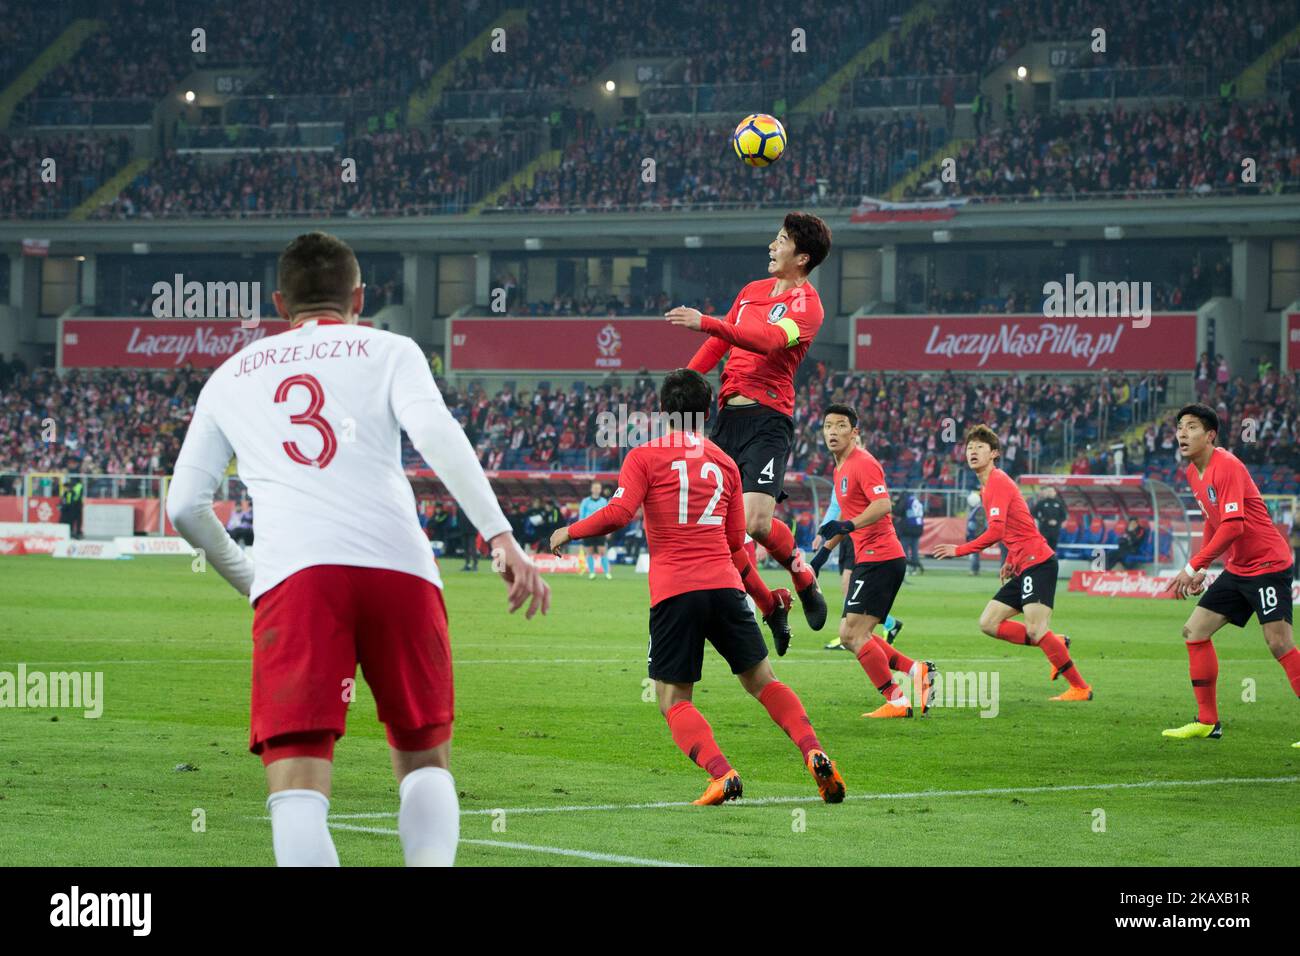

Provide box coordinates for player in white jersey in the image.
[166,232,550,867]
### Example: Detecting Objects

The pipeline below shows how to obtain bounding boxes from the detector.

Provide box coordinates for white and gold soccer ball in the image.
[732,113,787,168]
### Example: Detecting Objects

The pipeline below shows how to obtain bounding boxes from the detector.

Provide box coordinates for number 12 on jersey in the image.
[670,459,724,525]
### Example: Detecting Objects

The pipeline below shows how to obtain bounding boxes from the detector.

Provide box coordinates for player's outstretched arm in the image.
[557,456,646,554]
[935,521,1003,560]
[687,335,728,374]
[166,465,255,596]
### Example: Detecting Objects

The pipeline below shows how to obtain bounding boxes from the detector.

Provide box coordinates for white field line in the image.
[322,775,1300,820]
[326,822,691,867]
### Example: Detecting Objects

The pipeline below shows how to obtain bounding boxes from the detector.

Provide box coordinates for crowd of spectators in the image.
[0,0,71,88]
[905,98,1300,202]
[1,132,133,219]
[90,126,530,219]
[866,0,1294,92]
[7,358,1297,522]
[18,0,498,120]
[487,109,935,213]
[0,364,202,481]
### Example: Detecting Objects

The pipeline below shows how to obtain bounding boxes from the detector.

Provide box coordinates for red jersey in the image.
[957,468,1054,573]
[833,445,905,563]
[566,432,744,605]
[1186,447,1292,576]
[687,278,823,417]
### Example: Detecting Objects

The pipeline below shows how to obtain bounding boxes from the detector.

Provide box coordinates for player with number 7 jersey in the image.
[166,232,549,869]
[550,369,845,806]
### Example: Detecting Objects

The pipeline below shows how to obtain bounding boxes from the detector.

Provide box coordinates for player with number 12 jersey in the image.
[551,369,844,807]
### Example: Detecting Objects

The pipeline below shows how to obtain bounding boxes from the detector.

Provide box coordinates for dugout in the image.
[1017,474,1194,575]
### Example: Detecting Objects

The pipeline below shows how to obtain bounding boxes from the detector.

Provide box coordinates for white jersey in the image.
[172,318,510,602]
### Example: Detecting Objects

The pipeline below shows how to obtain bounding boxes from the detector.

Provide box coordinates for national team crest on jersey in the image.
[767,303,787,323]
[840,476,847,494]
[1207,485,1217,504]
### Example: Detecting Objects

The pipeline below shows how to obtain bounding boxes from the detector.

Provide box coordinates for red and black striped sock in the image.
[1276,646,1300,698]
[665,701,731,779]
[758,681,821,760]
[763,518,816,592]
[856,639,902,700]
[732,547,774,618]
[1038,631,1087,688]
[1187,639,1219,724]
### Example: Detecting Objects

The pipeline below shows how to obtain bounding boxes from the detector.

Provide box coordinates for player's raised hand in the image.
[930,543,959,560]
[664,306,703,331]
[549,526,570,556]
[491,533,550,619]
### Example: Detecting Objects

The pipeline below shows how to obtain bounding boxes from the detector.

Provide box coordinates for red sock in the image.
[665,701,731,779]
[1276,646,1300,698]
[872,634,914,673]
[856,639,901,700]
[758,681,821,760]
[1187,640,1219,723]
[733,547,774,617]
[995,620,1030,644]
[1038,631,1087,688]
[762,518,815,592]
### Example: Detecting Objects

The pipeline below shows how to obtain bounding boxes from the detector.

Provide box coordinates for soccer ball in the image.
[732,113,787,167]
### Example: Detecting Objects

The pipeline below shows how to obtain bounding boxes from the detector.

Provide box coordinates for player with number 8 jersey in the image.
[166,232,549,868]
[551,369,845,807]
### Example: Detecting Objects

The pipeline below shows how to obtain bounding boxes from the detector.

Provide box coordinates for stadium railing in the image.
[845,73,979,110]
[1056,65,1211,101]
[17,97,155,126]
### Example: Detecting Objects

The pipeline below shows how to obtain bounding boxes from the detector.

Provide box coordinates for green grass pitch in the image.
[1,555,1298,866]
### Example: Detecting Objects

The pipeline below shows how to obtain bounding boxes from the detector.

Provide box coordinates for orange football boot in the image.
[1051,684,1093,701]
[692,769,743,805]
[806,750,845,804]
[864,699,913,718]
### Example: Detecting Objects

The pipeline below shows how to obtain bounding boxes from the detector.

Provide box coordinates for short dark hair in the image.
[823,403,858,428]
[660,368,713,418]
[1177,402,1219,439]
[277,232,360,316]
[965,424,1001,452]
[783,212,831,275]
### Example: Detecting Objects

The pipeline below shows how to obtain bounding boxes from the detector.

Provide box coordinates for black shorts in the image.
[647,588,769,684]
[1197,568,1294,627]
[837,535,855,572]
[709,402,794,500]
[993,557,1059,611]
[842,557,907,620]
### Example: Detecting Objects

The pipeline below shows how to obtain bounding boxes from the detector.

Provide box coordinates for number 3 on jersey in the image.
[275,373,338,468]
[670,459,724,525]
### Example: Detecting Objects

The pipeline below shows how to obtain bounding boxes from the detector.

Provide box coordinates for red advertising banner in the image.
[449,317,688,372]
[59,318,292,369]
[1019,474,1145,488]
[1287,313,1300,372]
[1069,569,1300,601]
[853,313,1197,372]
